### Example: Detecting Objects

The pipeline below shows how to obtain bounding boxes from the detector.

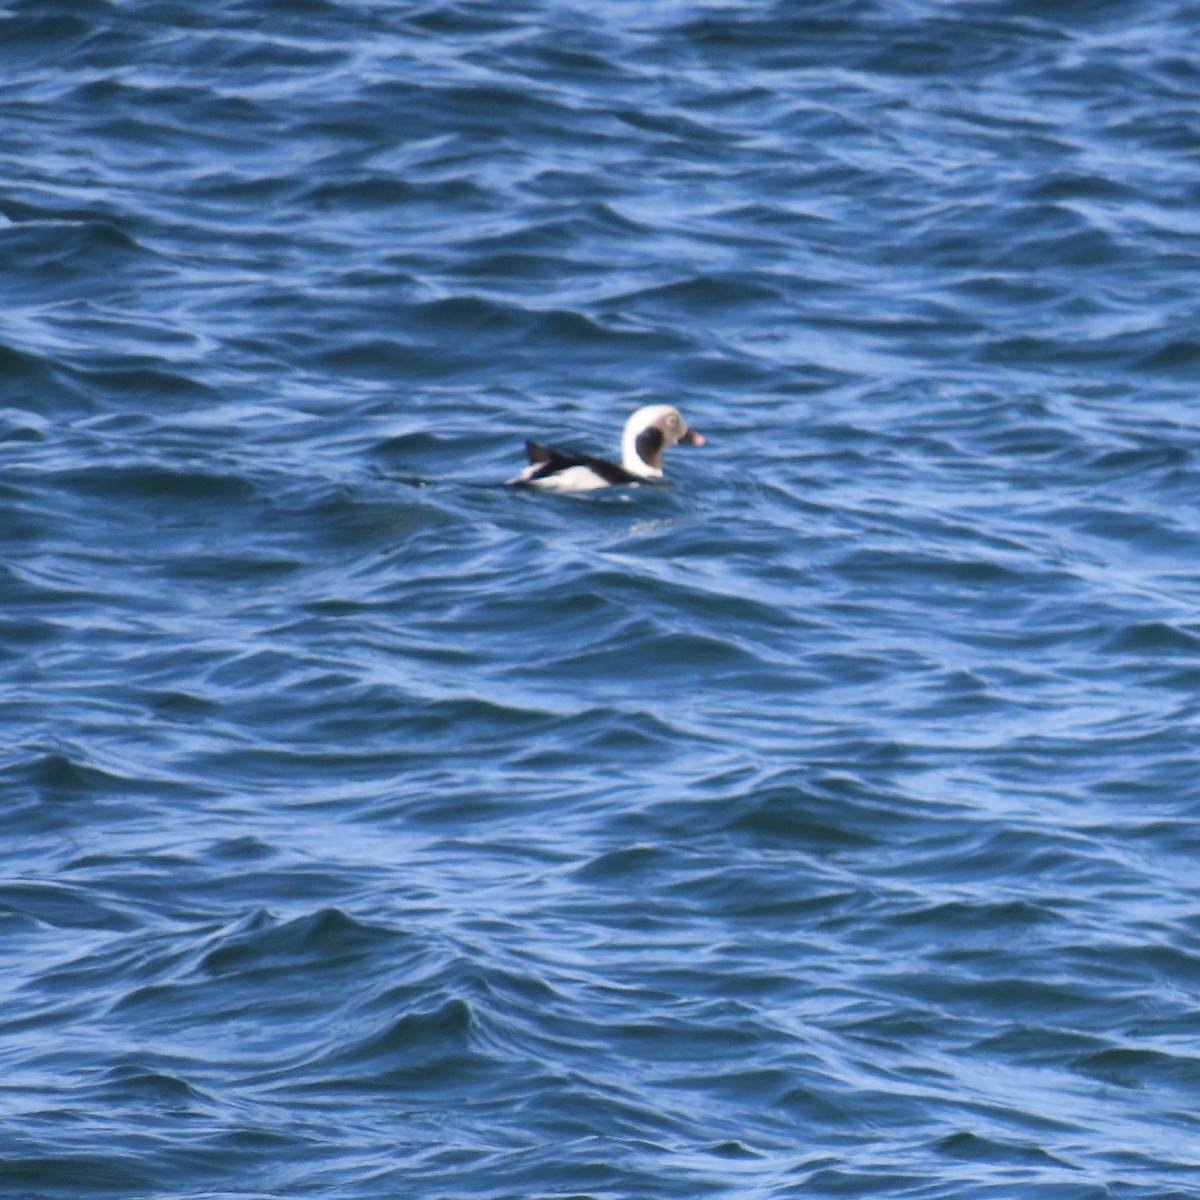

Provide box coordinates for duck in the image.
[506,404,705,491]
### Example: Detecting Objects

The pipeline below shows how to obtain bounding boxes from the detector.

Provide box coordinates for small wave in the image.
[935,1130,1069,1168]
[1136,338,1200,372]
[47,463,257,506]
[304,175,489,211]
[572,843,673,883]
[0,1151,158,1196]
[1076,1044,1200,1092]
[98,1062,212,1108]
[0,211,147,260]
[200,907,398,976]
[1105,620,1200,654]
[0,879,137,932]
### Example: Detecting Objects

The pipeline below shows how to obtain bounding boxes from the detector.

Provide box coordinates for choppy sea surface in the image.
[5,1,1200,1196]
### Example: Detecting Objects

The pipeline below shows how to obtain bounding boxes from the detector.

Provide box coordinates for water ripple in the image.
[4,0,1200,1197]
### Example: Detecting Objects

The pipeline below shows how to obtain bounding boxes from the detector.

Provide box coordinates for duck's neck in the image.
[621,424,663,477]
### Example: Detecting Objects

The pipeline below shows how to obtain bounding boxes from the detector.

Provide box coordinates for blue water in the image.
[4,1,1200,1196]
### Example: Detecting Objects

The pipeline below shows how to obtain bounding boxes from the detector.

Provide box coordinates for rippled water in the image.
[4,1,1200,1196]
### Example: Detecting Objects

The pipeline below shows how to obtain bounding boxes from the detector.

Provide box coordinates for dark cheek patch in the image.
[635,426,664,470]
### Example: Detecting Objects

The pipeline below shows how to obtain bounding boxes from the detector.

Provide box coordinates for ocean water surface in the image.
[4,1,1200,1196]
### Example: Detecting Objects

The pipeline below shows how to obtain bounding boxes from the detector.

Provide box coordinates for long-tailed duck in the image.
[506,404,705,491]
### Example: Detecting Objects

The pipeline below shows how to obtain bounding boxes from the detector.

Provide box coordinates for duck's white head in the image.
[620,405,705,478]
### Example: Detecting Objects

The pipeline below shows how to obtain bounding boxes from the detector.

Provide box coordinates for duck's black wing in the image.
[521,442,641,486]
